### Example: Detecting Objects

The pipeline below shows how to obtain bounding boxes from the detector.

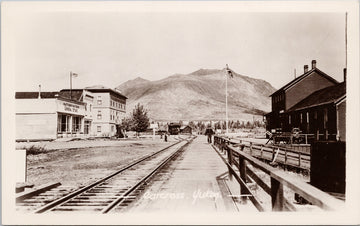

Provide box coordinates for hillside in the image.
[116,68,276,121]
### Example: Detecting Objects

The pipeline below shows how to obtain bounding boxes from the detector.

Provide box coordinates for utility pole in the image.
[70,71,78,100]
[70,71,73,99]
[225,65,229,135]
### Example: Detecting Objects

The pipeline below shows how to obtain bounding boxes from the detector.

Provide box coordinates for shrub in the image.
[25,145,47,155]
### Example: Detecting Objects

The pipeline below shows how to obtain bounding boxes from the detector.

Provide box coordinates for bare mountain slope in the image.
[116,69,276,121]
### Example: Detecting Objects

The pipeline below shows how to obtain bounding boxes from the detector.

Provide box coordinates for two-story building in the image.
[59,89,94,136]
[265,60,346,142]
[266,60,338,132]
[85,86,127,137]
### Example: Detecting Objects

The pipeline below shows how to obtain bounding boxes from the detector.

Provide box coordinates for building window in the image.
[300,113,303,123]
[97,126,101,132]
[97,96,102,105]
[97,110,102,119]
[306,112,309,123]
[72,116,81,132]
[324,108,328,129]
[289,115,291,125]
[57,114,71,132]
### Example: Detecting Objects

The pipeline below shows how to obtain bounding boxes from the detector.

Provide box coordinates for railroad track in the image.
[17,136,194,213]
[16,183,78,213]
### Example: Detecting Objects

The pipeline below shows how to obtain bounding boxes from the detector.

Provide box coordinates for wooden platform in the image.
[128,136,256,212]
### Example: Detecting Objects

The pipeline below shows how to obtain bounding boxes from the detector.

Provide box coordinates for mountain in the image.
[116,68,276,121]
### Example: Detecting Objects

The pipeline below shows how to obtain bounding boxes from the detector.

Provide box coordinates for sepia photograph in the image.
[1,0,359,225]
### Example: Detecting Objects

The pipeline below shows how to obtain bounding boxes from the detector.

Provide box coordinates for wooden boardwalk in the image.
[128,136,256,213]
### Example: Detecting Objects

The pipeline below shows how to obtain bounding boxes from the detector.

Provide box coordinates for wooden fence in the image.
[213,135,344,211]
[214,136,310,170]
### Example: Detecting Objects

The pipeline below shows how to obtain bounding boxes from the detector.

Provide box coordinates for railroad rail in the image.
[17,136,194,213]
[16,182,77,212]
[212,136,344,211]
[214,136,310,170]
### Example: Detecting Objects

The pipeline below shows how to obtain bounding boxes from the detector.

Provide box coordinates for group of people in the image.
[160,127,215,144]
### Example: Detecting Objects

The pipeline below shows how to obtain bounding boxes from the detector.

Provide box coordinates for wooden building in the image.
[15,91,87,141]
[180,125,192,134]
[266,61,338,131]
[284,82,346,141]
[265,60,346,142]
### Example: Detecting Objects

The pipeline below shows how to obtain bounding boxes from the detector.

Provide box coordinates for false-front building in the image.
[15,92,87,141]
[15,85,128,141]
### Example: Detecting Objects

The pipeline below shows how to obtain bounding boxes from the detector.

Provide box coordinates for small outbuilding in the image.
[180,125,192,134]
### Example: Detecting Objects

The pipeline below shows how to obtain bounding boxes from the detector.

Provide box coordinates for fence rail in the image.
[213,135,344,211]
[214,136,310,170]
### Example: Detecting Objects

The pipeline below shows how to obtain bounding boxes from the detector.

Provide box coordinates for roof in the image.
[168,123,181,127]
[15,91,85,105]
[287,82,346,112]
[84,85,128,99]
[15,92,59,99]
[270,68,339,97]
[59,90,84,101]
[180,125,192,130]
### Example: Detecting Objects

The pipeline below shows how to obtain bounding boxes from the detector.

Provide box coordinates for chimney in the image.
[343,68,347,82]
[38,85,41,99]
[304,65,309,73]
[311,60,317,69]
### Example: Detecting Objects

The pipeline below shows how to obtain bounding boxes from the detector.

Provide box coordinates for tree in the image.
[189,121,196,129]
[132,103,150,135]
[120,117,134,131]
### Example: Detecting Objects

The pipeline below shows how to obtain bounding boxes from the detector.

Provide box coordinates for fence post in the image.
[250,142,253,155]
[298,152,301,167]
[221,139,224,153]
[272,147,275,162]
[305,134,308,144]
[227,146,233,181]
[271,177,284,211]
[260,145,263,159]
[284,149,287,165]
[239,157,247,203]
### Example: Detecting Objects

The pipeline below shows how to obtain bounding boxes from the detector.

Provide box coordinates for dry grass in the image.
[25,139,176,187]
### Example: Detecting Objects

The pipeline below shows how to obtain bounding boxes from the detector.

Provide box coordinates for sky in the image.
[5,4,347,91]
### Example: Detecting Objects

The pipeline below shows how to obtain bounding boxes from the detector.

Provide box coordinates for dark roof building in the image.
[288,82,346,112]
[270,60,338,114]
[180,125,193,134]
[265,60,346,142]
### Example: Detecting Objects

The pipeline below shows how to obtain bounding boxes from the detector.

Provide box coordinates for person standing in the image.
[205,128,214,144]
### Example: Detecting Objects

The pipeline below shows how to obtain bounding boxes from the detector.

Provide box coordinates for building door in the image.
[84,120,91,134]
